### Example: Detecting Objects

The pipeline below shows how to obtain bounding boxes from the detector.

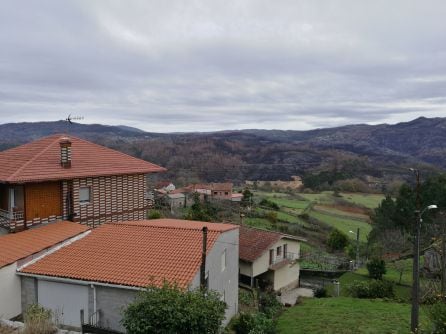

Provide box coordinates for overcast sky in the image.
[1,1,445,132]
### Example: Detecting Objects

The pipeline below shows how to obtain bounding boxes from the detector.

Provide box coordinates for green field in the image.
[277,297,428,334]
[266,197,309,211]
[309,211,371,242]
[341,193,385,209]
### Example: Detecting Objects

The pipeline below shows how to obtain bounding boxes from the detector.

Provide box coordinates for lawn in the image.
[309,211,371,242]
[340,192,385,209]
[266,197,310,211]
[277,297,428,334]
[244,217,273,230]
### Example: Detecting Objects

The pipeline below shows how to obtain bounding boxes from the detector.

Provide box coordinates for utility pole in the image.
[441,219,446,296]
[356,227,360,269]
[200,226,208,290]
[411,168,421,333]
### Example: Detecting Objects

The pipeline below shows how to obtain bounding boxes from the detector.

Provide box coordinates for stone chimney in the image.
[60,137,72,168]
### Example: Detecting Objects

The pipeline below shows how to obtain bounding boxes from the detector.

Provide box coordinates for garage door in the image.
[38,280,89,327]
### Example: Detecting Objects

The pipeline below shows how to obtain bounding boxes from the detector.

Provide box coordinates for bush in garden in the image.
[427,296,446,334]
[232,312,277,334]
[23,304,57,334]
[258,291,283,318]
[347,280,394,299]
[314,287,328,298]
[367,258,386,280]
[327,229,349,251]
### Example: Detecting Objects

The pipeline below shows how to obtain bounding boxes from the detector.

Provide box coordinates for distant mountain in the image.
[0,117,445,185]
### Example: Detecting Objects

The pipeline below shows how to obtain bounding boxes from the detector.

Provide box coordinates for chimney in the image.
[60,137,72,168]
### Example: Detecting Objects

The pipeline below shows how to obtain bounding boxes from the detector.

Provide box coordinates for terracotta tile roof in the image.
[20,219,238,288]
[211,183,233,191]
[239,226,304,262]
[0,134,166,183]
[0,221,89,268]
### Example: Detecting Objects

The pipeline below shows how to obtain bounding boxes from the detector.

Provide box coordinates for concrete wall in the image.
[0,263,21,319]
[273,262,300,291]
[239,260,252,277]
[95,286,138,332]
[252,239,300,277]
[191,228,239,326]
[21,276,37,313]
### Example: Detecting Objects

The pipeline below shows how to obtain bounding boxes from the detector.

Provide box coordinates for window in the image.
[214,191,218,195]
[225,192,229,195]
[269,249,274,265]
[277,246,282,257]
[79,187,91,204]
[283,244,288,258]
[221,249,227,272]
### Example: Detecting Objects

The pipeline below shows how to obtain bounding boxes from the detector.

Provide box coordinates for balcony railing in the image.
[269,252,299,267]
[0,209,24,221]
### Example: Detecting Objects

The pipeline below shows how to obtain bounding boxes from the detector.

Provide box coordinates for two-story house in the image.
[239,226,306,291]
[0,134,165,232]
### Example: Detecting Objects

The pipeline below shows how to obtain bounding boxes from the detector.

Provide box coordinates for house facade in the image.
[18,219,239,331]
[239,226,305,291]
[0,221,89,319]
[0,134,165,232]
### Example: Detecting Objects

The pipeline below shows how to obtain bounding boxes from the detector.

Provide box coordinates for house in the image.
[211,183,233,200]
[231,193,243,202]
[0,134,165,232]
[166,192,186,211]
[155,181,176,192]
[18,219,239,331]
[239,226,305,291]
[0,221,89,319]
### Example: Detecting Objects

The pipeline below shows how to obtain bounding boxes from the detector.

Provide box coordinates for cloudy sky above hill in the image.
[0,0,445,132]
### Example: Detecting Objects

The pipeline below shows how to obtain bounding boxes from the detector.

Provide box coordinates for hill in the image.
[0,117,444,185]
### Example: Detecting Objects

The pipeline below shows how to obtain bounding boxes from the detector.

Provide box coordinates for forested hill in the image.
[0,117,445,185]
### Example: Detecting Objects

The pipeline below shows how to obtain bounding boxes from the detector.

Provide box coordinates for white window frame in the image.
[79,187,91,205]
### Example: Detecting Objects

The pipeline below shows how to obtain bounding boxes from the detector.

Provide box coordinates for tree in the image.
[327,229,349,251]
[184,192,217,222]
[241,188,253,208]
[367,258,386,280]
[122,282,226,334]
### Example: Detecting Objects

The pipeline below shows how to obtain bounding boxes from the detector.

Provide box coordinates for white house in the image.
[239,226,305,291]
[18,219,239,332]
[0,221,89,320]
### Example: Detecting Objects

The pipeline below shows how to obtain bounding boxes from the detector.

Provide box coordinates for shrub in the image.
[232,313,277,334]
[258,291,282,318]
[122,282,226,334]
[427,298,446,333]
[23,304,57,334]
[347,280,394,299]
[327,229,349,251]
[367,258,386,280]
[147,210,162,219]
[259,199,280,211]
[314,287,328,298]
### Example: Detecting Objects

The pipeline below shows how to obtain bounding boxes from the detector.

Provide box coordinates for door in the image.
[37,280,89,327]
[25,182,62,221]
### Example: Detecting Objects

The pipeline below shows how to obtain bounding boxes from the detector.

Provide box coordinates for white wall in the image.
[252,239,300,277]
[273,262,300,291]
[0,263,21,319]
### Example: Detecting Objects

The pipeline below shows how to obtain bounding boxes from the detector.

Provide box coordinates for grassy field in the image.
[341,193,385,209]
[309,211,371,242]
[277,297,428,334]
[266,197,309,211]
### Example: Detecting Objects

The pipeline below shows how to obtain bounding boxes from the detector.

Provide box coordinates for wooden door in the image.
[25,182,62,221]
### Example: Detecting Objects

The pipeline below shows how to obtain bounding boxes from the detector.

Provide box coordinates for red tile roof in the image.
[0,221,89,268]
[0,134,166,183]
[21,219,238,288]
[239,226,304,262]
[211,183,233,191]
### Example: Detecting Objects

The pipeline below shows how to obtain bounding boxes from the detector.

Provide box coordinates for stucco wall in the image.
[273,262,300,291]
[239,260,252,277]
[190,228,239,325]
[0,263,21,319]
[252,239,300,277]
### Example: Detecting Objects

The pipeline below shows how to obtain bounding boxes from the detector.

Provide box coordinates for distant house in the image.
[155,181,176,192]
[18,219,239,331]
[231,193,243,202]
[0,221,89,319]
[0,134,165,232]
[239,226,305,291]
[166,192,186,211]
[211,183,233,200]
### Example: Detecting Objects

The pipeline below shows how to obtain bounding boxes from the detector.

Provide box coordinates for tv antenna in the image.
[64,114,84,135]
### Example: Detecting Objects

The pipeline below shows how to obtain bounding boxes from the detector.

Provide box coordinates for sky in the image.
[1,0,446,132]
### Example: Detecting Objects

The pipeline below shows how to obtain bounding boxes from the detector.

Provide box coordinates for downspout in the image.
[200,226,208,289]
